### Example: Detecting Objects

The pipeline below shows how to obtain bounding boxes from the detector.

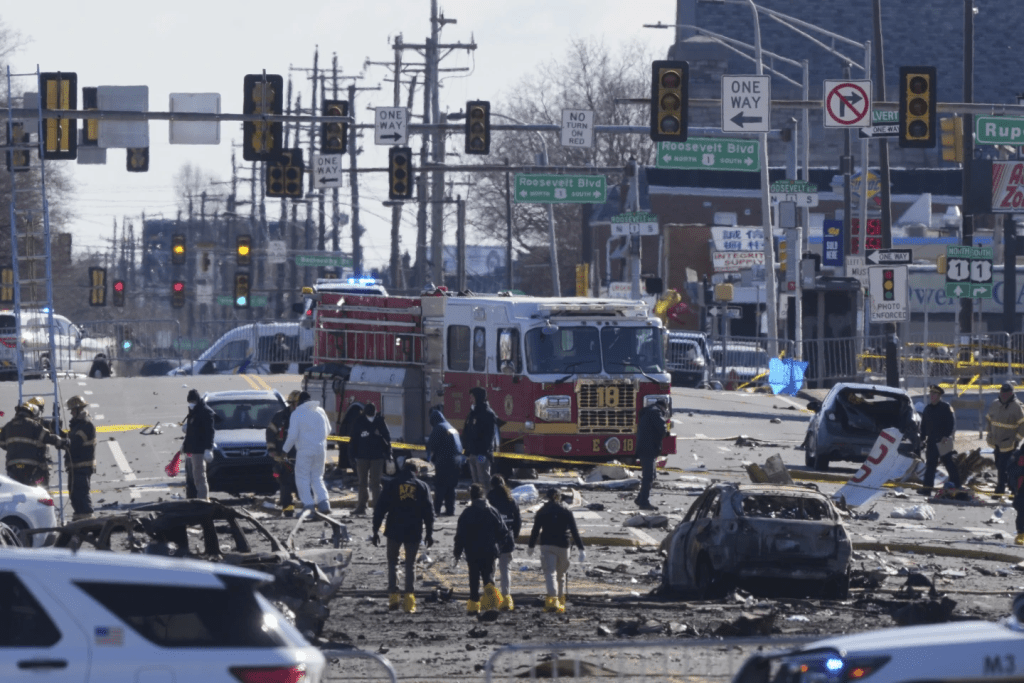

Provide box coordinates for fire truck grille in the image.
[577,382,636,434]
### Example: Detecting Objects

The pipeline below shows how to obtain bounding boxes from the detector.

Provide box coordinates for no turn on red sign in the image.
[823,80,872,128]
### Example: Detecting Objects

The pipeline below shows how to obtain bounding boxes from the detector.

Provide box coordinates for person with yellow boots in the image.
[453,483,510,614]
[1011,448,1024,545]
[372,459,434,614]
[528,487,585,614]
[486,474,522,611]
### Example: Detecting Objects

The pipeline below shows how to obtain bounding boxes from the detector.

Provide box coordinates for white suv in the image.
[0,548,325,682]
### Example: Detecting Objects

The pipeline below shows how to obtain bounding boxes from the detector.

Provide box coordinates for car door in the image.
[0,571,89,682]
[682,489,722,583]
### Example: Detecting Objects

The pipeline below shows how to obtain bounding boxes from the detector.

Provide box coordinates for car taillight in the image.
[37,498,54,507]
[229,666,305,683]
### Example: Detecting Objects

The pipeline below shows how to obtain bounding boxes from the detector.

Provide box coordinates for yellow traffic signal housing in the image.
[6,122,29,172]
[937,254,947,275]
[81,87,99,147]
[171,234,187,266]
[464,101,491,155]
[899,66,936,148]
[777,238,788,274]
[236,235,251,266]
[40,72,77,160]
[234,272,250,308]
[1,267,14,305]
[127,147,149,172]
[940,116,964,163]
[243,74,283,161]
[266,149,304,198]
[321,99,348,154]
[650,60,689,142]
[714,283,734,302]
[171,281,186,308]
[88,267,107,306]
[388,146,413,200]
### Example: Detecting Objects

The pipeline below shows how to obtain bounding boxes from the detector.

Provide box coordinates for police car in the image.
[733,594,1024,683]
[0,548,325,682]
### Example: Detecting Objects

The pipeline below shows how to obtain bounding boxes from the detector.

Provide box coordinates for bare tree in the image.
[173,162,223,218]
[463,38,657,295]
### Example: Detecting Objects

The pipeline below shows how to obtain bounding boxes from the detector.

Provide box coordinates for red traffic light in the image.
[172,281,184,292]
[113,280,124,292]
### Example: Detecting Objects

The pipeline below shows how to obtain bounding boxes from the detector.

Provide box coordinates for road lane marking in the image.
[84,390,93,395]
[106,440,140,500]
[77,382,87,386]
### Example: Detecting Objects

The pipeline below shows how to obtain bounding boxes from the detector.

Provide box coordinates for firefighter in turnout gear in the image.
[65,395,97,520]
[0,398,66,488]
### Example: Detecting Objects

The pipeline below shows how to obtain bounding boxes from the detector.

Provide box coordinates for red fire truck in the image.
[302,288,675,468]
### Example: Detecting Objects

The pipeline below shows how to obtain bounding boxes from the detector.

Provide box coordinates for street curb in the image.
[853,540,1024,564]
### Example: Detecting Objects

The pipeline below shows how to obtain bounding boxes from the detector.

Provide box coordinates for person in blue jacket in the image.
[426,408,463,516]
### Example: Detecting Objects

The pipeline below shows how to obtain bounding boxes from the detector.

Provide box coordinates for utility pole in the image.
[960,0,975,336]
[390,44,403,287]
[331,54,341,256]
[456,196,466,291]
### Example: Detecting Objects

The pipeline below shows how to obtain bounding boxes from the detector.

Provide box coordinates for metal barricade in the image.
[900,332,1013,390]
[69,318,183,378]
[708,336,792,389]
[485,636,814,683]
[321,648,397,683]
[801,335,887,388]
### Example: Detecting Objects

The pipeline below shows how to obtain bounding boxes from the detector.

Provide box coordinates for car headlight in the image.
[645,394,671,412]
[535,395,572,422]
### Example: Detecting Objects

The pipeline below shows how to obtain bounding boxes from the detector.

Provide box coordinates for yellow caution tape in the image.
[96,425,151,433]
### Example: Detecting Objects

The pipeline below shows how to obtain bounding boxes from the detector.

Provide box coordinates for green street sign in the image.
[295,253,352,268]
[945,282,993,299]
[217,295,268,307]
[945,244,993,299]
[976,116,1024,145]
[513,174,606,203]
[769,179,817,194]
[656,138,760,172]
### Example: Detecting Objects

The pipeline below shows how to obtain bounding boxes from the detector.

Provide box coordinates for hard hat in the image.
[66,395,88,411]
[27,396,45,410]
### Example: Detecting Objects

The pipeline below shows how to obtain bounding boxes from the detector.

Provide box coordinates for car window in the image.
[212,340,250,372]
[682,491,708,522]
[739,493,832,521]
[695,490,720,519]
[0,571,61,647]
[207,399,283,430]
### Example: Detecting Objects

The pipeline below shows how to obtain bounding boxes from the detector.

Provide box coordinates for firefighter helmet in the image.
[66,395,88,412]
[19,402,39,417]
[27,396,45,411]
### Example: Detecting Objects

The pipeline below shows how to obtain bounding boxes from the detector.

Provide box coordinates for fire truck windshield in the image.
[524,326,665,376]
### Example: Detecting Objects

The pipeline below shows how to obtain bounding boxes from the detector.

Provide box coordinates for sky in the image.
[1,0,677,269]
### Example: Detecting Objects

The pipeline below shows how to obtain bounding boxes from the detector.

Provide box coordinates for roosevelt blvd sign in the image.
[611,211,659,236]
[976,116,1024,145]
[656,138,759,171]
[514,174,607,203]
[769,179,819,207]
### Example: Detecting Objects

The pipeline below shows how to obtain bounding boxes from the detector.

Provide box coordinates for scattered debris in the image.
[623,514,669,529]
[714,610,778,636]
[746,454,794,485]
[890,505,936,520]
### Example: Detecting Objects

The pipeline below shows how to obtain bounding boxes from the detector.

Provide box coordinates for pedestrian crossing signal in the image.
[1,267,14,305]
[88,267,107,306]
[266,149,304,198]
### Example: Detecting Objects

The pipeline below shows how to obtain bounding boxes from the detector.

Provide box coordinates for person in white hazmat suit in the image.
[282,391,333,513]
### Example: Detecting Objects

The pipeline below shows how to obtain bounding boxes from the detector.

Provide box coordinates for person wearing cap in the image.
[65,395,96,520]
[634,399,669,511]
[282,391,332,514]
[182,389,215,500]
[986,382,1024,496]
[920,384,959,494]
[267,390,301,515]
[0,399,65,488]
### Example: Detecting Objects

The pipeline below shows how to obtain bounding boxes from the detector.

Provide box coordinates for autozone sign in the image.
[992,161,1024,213]
[712,250,764,272]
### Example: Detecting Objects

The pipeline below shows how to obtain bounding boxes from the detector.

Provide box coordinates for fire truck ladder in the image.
[5,66,68,520]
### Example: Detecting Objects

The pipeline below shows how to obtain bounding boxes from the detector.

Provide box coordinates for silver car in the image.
[0,474,58,547]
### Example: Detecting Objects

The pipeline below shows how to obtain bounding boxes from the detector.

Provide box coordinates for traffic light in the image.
[388,146,413,200]
[236,235,251,266]
[6,121,29,172]
[112,279,125,307]
[882,269,895,301]
[899,66,936,148]
[171,234,186,265]
[464,101,491,155]
[266,149,304,198]
[172,281,185,308]
[1,267,13,305]
[321,99,348,153]
[40,72,77,160]
[81,87,98,147]
[650,60,689,143]
[777,237,788,273]
[941,116,964,163]
[234,272,250,308]
[127,147,149,172]
[88,267,106,306]
[243,74,283,161]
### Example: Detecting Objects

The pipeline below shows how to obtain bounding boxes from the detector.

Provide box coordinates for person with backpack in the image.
[487,474,522,611]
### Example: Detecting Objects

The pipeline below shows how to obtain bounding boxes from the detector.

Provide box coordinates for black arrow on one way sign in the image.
[730,111,763,128]
[379,133,403,141]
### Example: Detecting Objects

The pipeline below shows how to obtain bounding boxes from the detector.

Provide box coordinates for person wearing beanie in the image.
[182,389,214,500]
[486,474,522,611]
[987,382,1024,496]
[528,487,585,614]
[462,387,499,492]
[453,483,509,614]
[282,391,333,514]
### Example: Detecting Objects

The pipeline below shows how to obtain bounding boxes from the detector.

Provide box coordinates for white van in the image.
[170,322,314,375]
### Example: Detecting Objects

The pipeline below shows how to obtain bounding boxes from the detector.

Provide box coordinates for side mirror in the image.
[806,400,821,413]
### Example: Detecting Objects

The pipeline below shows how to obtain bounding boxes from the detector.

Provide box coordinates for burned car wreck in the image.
[661,483,852,599]
[28,500,349,637]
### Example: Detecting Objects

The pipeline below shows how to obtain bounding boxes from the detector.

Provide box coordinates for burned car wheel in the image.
[695,555,730,599]
[804,443,815,468]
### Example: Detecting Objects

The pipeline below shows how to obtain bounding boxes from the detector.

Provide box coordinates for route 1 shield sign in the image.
[823,80,872,128]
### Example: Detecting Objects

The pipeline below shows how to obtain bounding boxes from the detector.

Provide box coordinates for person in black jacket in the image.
[635,399,668,511]
[182,388,215,500]
[462,387,498,492]
[0,400,65,488]
[453,483,509,614]
[349,403,392,515]
[267,390,300,515]
[528,487,585,614]
[487,474,522,611]
[919,384,959,495]
[426,408,463,516]
[65,395,97,520]
[373,460,435,614]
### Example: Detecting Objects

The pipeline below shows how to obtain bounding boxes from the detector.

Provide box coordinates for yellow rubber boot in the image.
[466,599,480,614]
[388,593,401,610]
[480,583,503,611]
[1016,534,1024,546]
[555,594,566,614]
[500,593,514,611]
[402,593,416,614]
[544,596,560,613]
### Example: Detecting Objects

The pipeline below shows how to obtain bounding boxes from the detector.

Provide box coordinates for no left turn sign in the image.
[823,79,872,128]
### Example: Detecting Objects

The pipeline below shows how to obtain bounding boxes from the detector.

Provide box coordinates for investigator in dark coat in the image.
[182,388,215,500]
[1008,450,1024,546]
[349,402,392,515]
[426,408,463,516]
[373,460,435,614]
[65,395,96,520]
[453,483,509,614]
[528,487,585,613]
[462,387,499,492]
[634,399,668,510]
[267,390,301,514]
[0,400,65,488]
[487,474,522,611]
[919,384,959,494]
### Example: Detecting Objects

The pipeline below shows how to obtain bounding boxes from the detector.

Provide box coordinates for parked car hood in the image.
[214,429,266,448]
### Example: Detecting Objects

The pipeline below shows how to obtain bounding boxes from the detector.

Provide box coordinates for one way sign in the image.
[721,75,770,134]
[866,248,912,265]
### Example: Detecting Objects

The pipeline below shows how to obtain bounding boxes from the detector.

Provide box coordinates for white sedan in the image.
[0,474,58,547]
